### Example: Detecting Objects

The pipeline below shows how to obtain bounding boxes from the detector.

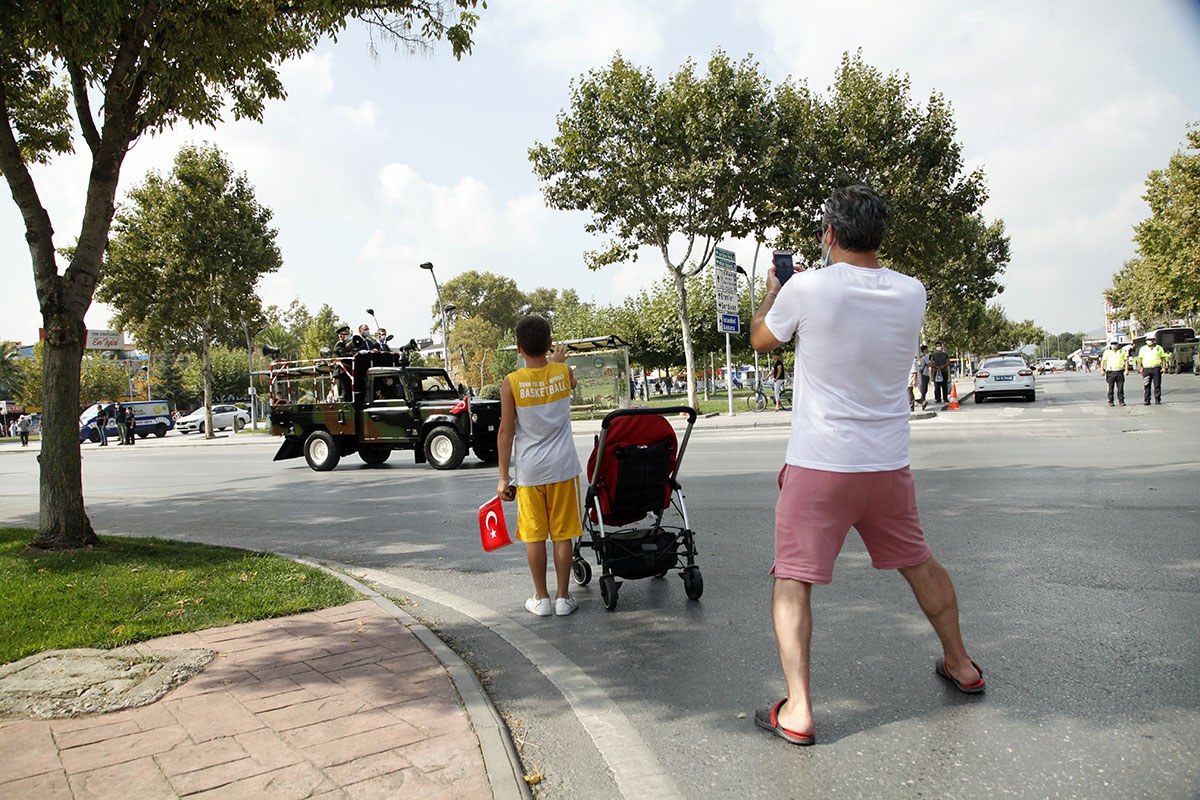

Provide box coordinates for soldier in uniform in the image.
[333,325,355,401]
[333,325,355,357]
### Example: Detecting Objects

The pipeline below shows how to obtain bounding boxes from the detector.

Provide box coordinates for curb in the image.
[292,556,533,800]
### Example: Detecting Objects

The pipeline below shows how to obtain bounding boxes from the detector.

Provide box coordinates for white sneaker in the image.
[555,596,579,616]
[525,596,552,616]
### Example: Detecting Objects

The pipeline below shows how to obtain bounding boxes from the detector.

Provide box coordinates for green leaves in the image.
[1108,124,1200,324]
[98,143,281,356]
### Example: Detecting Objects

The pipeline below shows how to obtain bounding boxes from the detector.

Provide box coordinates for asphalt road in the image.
[2,371,1198,799]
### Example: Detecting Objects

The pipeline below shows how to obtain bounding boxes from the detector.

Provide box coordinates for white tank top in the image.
[511,362,581,486]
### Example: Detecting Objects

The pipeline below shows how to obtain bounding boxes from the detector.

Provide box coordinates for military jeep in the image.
[268,351,500,471]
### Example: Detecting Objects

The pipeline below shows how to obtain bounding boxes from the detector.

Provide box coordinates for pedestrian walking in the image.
[15,414,31,447]
[114,401,127,445]
[1138,333,1167,405]
[750,185,984,746]
[95,403,109,446]
[1102,341,1127,406]
[770,353,787,411]
[917,345,931,410]
[930,342,950,404]
[496,315,583,618]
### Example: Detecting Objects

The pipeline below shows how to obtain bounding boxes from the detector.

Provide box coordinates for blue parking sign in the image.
[719,314,740,334]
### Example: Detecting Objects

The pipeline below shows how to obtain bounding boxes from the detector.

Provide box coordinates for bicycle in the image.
[746,380,791,412]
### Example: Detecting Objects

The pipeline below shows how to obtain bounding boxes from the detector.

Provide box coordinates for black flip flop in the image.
[935,659,986,694]
[754,698,815,746]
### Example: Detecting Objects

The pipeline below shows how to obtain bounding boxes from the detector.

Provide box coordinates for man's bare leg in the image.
[526,541,549,599]
[899,557,981,685]
[771,577,815,735]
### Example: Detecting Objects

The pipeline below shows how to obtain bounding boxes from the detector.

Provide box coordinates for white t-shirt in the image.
[764,262,926,472]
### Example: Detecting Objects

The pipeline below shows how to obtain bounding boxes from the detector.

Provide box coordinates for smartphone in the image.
[773,250,795,285]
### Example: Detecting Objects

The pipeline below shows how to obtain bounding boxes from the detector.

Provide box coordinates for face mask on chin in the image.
[819,229,833,267]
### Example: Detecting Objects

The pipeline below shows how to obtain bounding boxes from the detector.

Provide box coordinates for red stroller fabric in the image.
[586,413,678,526]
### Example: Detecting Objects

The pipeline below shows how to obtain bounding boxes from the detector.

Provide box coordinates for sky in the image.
[3,0,1199,347]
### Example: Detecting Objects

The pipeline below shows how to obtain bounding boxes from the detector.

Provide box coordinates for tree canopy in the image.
[1106,124,1200,326]
[531,49,1009,409]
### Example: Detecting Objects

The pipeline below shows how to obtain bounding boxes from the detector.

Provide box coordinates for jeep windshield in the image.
[409,370,458,400]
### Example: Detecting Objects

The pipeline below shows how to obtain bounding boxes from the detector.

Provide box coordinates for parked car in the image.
[974,357,1036,403]
[175,404,250,434]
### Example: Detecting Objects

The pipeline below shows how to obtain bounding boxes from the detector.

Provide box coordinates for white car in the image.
[175,404,250,434]
[974,357,1036,403]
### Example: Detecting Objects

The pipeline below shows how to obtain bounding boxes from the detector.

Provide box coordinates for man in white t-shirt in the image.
[748,185,984,747]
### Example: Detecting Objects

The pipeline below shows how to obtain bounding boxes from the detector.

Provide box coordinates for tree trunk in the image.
[202,340,214,439]
[673,270,699,409]
[30,311,99,550]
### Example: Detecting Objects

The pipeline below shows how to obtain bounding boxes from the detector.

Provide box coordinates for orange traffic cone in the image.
[947,382,960,410]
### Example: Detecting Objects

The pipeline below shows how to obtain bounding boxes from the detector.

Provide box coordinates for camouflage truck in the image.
[268,350,500,471]
[1131,327,1197,374]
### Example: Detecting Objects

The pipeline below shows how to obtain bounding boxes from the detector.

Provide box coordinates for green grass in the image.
[0,528,359,665]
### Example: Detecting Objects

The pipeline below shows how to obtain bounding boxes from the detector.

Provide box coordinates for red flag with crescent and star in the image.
[478,496,513,552]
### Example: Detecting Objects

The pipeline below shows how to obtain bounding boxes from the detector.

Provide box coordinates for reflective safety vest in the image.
[1102,349,1126,371]
[1139,344,1167,368]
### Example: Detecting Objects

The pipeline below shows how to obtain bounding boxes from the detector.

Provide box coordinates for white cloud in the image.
[485,0,669,75]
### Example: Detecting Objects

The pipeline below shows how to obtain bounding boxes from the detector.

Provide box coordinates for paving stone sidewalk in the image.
[0,600,495,799]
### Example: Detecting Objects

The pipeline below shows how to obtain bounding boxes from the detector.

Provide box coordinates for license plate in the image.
[995,375,1013,381]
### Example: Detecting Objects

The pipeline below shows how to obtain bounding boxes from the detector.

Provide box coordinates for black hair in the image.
[822,184,888,252]
[516,315,552,356]
[920,345,928,352]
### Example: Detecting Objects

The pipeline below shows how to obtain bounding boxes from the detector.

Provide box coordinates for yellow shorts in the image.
[516,476,583,543]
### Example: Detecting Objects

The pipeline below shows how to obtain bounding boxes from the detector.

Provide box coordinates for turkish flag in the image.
[478,496,513,552]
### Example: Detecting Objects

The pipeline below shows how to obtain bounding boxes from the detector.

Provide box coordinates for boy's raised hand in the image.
[548,344,569,363]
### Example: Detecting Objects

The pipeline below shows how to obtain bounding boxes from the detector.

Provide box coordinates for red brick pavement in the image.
[0,600,493,799]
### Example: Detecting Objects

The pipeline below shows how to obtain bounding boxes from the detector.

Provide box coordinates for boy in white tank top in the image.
[497,316,583,617]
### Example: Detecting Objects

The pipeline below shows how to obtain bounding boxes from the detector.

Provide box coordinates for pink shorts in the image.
[772,465,932,584]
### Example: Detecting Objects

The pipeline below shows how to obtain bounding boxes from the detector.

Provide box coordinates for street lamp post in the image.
[420,262,451,373]
[242,320,264,430]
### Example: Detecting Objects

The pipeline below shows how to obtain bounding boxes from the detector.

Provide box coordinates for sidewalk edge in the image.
[291,556,533,800]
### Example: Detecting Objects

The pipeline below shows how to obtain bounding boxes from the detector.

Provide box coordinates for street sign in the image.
[719,313,740,334]
[713,247,739,316]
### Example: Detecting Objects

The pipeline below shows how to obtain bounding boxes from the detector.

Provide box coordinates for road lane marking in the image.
[341,565,682,800]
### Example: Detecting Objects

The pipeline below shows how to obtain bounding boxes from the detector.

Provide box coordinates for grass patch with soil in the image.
[0,528,359,665]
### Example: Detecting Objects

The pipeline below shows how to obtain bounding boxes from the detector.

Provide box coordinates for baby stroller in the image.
[572,407,702,611]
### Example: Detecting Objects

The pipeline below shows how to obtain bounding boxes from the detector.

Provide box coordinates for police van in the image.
[79,400,174,443]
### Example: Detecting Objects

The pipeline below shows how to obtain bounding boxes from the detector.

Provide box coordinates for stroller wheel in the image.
[572,558,592,586]
[682,566,703,601]
[600,575,619,611]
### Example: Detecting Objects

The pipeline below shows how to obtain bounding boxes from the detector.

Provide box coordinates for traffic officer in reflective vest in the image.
[1102,341,1127,406]
[1138,333,1168,405]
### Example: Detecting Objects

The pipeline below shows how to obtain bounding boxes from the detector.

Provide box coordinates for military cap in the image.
[336,325,351,335]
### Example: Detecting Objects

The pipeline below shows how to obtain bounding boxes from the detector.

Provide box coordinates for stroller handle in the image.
[600,406,697,428]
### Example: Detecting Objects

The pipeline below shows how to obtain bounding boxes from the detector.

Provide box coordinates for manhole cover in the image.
[0,647,214,719]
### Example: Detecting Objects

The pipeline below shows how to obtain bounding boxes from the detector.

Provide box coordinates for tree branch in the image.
[0,75,59,303]
[66,62,100,155]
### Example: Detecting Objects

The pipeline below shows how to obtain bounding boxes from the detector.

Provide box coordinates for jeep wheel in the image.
[155,423,167,438]
[359,446,391,465]
[474,443,499,463]
[304,430,340,471]
[424,426,466,470]
[89,429,101,443]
